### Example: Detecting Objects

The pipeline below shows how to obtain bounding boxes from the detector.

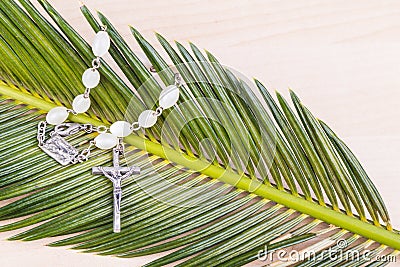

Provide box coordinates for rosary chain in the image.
[39,23,181,167]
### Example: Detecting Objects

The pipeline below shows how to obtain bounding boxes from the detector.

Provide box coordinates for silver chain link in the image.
[37,121,47,146]
[96,125,108,133]
[83,88,91,98]
[116,137,124,154]
[155,107,163,117]
[67,109,77,115]
[81,123,94,133]
[130,122,140,131]
[174,73,182,87]
[71,140,95,164]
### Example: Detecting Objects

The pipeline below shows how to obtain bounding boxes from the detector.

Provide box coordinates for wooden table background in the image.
[1,0,400,266]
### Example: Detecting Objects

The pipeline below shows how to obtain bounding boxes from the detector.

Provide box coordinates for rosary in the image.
[37,26,181,233]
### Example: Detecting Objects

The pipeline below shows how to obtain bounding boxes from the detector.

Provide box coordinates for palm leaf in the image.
[0,0,399,266]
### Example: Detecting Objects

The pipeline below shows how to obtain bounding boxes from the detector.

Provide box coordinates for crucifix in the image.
[92,147,140,233]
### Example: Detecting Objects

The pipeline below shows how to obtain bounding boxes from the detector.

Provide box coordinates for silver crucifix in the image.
[92,147,140,233]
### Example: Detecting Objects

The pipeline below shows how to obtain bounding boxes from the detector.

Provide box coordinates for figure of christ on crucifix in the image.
[92,148,140,233]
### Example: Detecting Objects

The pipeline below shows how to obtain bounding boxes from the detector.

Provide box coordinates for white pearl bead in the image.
[110,121,133,137]
[138,110,157,128]
[82,68,100,88]
[72,94,91,113]
[46,106,69,125]
[94,133,118,149]
[92,31,110,57]
[159,85,179,109]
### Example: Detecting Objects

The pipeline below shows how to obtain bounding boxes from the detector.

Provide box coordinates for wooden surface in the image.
[1,0,400,266]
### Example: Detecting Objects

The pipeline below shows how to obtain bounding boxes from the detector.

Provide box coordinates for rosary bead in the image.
[46,106,69,125]
[92,31,110,57]
[138,110,157,128]
[94,133,118,149]
[72,94,91,113]
[82,68,100,88]
[159,85,179,109]
[110,121,133,137]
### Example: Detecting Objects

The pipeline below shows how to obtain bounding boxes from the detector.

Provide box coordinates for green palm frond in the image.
[0,0,399,266]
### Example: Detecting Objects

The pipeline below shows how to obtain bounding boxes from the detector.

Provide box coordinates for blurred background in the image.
[1,0,400,266]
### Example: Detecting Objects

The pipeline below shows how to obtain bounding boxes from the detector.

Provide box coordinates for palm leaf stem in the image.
[1,82,399,250]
